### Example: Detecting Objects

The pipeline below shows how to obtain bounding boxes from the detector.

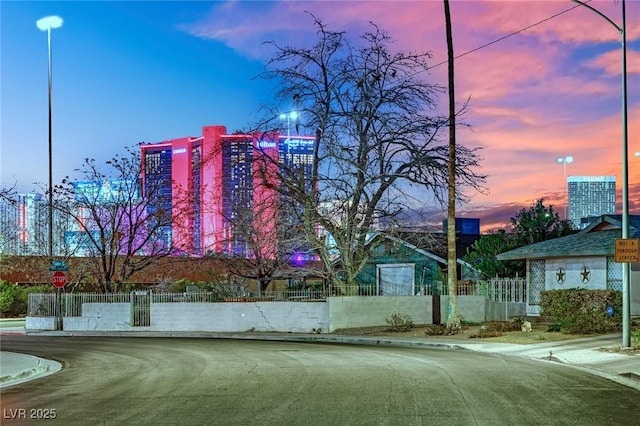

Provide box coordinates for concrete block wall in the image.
[439,296,486,323]
[327,296,432,332]
[25,295,528,332]
[485,301,527,321]
[25,316,56,331]
[150,302,328,333]
[64,303,132,331]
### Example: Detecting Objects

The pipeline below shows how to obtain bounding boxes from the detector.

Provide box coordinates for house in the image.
[355,233,482,296]
[496,214,640,317]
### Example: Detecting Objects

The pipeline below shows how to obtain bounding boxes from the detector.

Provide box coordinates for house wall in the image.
[545,256,607,290]
[357,243,441,294]
[632,265,640,316]
[532,256,640,317]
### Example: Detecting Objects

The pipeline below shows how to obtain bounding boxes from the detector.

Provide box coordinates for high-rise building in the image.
[139,125,315,256]
[568,176,616,229]
[0,193,74,256]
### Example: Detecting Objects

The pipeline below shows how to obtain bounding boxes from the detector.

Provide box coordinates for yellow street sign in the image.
[615,238,639,263]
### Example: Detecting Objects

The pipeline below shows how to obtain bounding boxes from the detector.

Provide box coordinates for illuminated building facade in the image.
[0,193,74,256]
[568,176,616,229]
[140,125,315,256]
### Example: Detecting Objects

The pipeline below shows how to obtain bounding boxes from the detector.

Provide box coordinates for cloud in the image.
[586,48,640,76]
[179,0,639,231]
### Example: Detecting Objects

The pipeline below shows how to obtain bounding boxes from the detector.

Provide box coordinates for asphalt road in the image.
[1,336,639,425]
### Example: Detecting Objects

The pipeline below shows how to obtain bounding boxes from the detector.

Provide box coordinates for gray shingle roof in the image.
[496,214,640,261]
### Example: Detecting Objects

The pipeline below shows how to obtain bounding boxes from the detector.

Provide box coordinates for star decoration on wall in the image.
[556,267,566,284]
[581,266,591,284]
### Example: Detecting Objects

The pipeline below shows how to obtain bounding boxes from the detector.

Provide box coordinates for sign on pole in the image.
[614,238,639,263]
[52,271,67,288]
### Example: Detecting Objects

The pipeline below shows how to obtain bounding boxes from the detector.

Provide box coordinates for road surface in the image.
[1,336,638,425]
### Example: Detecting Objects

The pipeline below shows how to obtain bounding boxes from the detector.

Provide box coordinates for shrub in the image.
[0,281,16,315]
[547,322,562,333]
[483,320,523,332]
[385,313,414,332]
[540,289,622,334]
[9,284,56,316]
[632,328,640,350]
[469,327,503,338]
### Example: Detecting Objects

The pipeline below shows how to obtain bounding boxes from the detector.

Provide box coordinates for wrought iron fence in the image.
[28,293,60,317]
[29,292,134,317]
[486,278,527,303]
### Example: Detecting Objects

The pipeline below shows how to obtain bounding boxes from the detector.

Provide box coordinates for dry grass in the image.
[334,322,596,345]
[333,321,640,354]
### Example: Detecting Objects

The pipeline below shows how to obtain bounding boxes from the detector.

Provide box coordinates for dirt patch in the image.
[333,322,639,349]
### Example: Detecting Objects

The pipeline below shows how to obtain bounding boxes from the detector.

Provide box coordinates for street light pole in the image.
[37,15,63,331]
[279,111,298,141]
[36,15,63,258]
[571,0,630,348]
[556,156,574,221]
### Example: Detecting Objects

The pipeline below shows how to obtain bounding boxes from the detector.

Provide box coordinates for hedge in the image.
[540,289,622,334]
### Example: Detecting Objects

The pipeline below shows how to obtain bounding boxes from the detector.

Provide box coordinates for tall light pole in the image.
[279,111,298,141]
[571,0,630,348]
[556,155,574,221]
[37,15,63,331]
[36,15,63,258]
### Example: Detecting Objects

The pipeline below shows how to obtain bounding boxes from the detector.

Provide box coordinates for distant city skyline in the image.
[568,175,617,228]
[1,1,639,231]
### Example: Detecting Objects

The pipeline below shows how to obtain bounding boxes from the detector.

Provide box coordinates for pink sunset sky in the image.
[2,1,639,232]
[186,0,640,231]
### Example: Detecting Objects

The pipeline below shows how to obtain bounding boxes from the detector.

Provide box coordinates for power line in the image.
[429,1,592,70]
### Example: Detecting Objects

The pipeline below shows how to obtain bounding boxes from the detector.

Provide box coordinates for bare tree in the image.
[0,183,17,203]
[258,16,484,294]
[55,148,191,292]
[212,188,306,293]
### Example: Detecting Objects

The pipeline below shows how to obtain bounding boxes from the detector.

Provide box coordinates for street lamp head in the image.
[557,156,574,164]
[635,152,640,157]
[280,111,298,120]
[36,15,63,31]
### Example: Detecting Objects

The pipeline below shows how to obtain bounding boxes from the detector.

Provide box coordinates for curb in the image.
[25,330,469,350]
[0,352,62,389]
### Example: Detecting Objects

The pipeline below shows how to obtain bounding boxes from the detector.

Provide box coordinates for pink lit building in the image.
[140,125,315,256]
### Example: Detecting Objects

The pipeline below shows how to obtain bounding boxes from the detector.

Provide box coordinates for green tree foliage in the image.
[464,229,523,278]
[509,199,575,246]
[0,280,16,314]
[465,199,575,278]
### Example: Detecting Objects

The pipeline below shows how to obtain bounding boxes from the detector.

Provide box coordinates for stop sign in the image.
[52,271,67,288]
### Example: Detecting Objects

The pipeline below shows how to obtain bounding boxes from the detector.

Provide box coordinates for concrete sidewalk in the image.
[1,331,638,391]
[0,351,62,389]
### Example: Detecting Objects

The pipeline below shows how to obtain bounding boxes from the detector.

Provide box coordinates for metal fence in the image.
[422,278,526,303]
[486,278,527,303]
[28,278,527,317]
[28,293,60,317]
[28,289,329,317]
[28,292,133,317]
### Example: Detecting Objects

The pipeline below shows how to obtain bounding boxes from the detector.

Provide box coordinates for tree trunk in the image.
[259,278,271,295]
[444,0,460,332]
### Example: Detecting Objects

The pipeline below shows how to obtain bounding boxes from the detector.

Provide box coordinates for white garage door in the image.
[377,263,415,296]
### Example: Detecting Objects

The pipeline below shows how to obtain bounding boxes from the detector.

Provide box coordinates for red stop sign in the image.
[52,271,67,288]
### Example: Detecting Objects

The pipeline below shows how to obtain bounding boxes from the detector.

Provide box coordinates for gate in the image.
[131,291,151,326]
